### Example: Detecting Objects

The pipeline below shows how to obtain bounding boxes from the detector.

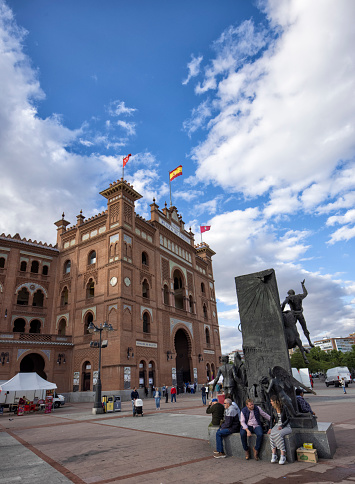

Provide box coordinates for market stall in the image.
[0,372,57,415]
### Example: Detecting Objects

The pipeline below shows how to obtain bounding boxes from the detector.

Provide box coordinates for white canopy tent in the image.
[0,372,57,404]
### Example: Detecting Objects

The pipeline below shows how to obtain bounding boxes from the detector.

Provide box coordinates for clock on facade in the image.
[110,276,118,287]
[124,277,131,287]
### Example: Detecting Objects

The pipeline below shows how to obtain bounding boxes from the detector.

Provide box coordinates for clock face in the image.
[124,277,131,287]
[110,276,118,287]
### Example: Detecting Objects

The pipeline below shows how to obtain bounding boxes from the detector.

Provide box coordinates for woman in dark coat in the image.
[267,395,292,465]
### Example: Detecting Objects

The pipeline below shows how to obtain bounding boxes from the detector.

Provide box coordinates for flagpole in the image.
[201,231,202,244]
[169,174,172,207]
[122,162,124,180]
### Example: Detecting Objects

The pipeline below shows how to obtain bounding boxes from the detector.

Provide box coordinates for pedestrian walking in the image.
[165,386,169,403]
[171,385,177,402]
[201,385,207,405]
[341,378,347,394]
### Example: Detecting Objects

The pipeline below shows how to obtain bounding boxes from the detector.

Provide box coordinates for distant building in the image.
[0,179,221,396]
[313,337,354,353]
[228,349,244,362]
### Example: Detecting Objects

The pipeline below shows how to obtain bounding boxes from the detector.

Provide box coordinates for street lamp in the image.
[88,321,114,414]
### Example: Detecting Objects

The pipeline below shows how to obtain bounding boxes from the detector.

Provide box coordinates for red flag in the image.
[169,165,183,181]
[200,226,211,233]
[123,154,132,167]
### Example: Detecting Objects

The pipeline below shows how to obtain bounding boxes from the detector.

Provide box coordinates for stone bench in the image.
[208,422,336,463]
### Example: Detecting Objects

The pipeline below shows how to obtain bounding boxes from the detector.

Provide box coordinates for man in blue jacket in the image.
[240,398,270,460]
[213,398,240,458]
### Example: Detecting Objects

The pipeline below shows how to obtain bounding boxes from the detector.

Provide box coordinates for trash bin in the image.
[114,396,121,412]
[102,395,108,413]
[106,396,114,413]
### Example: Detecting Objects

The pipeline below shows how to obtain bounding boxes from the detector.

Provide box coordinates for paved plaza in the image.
[1,380,355,484]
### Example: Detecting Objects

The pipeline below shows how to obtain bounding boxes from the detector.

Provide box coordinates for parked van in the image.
[325,367,351,387]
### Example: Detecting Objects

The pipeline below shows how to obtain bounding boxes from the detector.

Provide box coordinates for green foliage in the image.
[290,346,355,373]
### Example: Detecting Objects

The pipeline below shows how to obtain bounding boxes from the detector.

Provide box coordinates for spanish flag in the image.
[169,165,182,181]
[123,154,132,167]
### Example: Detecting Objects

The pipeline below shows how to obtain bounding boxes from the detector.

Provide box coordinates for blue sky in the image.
[1,0,355,353]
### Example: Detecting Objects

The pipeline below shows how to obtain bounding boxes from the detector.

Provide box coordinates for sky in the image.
[1,0,355,354]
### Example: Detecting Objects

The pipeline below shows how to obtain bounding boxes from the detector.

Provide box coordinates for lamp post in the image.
[88,321,114,414]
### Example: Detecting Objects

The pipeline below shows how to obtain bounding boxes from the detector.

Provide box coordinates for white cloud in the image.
[116,120,136,136]
[183,99,212,137]
[188,0,355,224]
[108,100,137,117]
[182,54,203,85]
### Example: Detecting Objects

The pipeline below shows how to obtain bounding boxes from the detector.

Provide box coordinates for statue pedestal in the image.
[290,414,317,429]
[208,422,336,462]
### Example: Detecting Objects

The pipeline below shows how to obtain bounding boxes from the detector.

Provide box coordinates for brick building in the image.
[0,179,221,397]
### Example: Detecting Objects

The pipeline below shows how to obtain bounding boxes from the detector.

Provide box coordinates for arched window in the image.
[29,319,41,334]
[42,265,49,275]
[84,312,94,335]
[88,251,96,265]
[0,257,5,268]
[61,287,69,306]
[203,303,208,319]
[58,318,66,336]
[173,269,184,309]
[32,290,44,307]
[17,287,29,305]
[163,284,169,305]
[86,279,95,298]
[20,261,27,272]
[142,252,149,266]
[64,260,71,274]
[189,295,193,313]
[13,318,26,333]
[142,279,149,299]
[143,312,150,333]
[205,328,210,345]
[201,282,205,293]
[31,260,39,273]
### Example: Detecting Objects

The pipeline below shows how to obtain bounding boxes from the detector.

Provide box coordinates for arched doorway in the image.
[20,353,46,379]
[174,328,191,393]
[81,360,92,391]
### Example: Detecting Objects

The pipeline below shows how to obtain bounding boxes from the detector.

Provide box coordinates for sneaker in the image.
[271,454,278,463]
[214,452,226,459]
[279,455,286,465]
[213,450,220,454]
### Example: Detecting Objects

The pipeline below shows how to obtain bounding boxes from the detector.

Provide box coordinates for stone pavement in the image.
[1,380,355,484]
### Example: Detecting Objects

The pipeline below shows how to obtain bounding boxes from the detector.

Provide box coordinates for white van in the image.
[325,367,351,387]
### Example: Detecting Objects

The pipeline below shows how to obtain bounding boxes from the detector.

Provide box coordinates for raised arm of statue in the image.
[300,280,307,299]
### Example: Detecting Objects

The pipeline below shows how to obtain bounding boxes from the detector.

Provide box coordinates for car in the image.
[53,391,65,408]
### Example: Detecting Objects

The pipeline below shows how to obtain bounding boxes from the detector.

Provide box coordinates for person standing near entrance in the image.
[171,385,177,402]
[154,387,161,410]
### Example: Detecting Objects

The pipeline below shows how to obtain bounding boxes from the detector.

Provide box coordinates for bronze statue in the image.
[281,279,314,347]
[211,356,240,406]
[282,310,310,365]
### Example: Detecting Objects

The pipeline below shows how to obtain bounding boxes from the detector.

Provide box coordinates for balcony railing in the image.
[0,332,73,344]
